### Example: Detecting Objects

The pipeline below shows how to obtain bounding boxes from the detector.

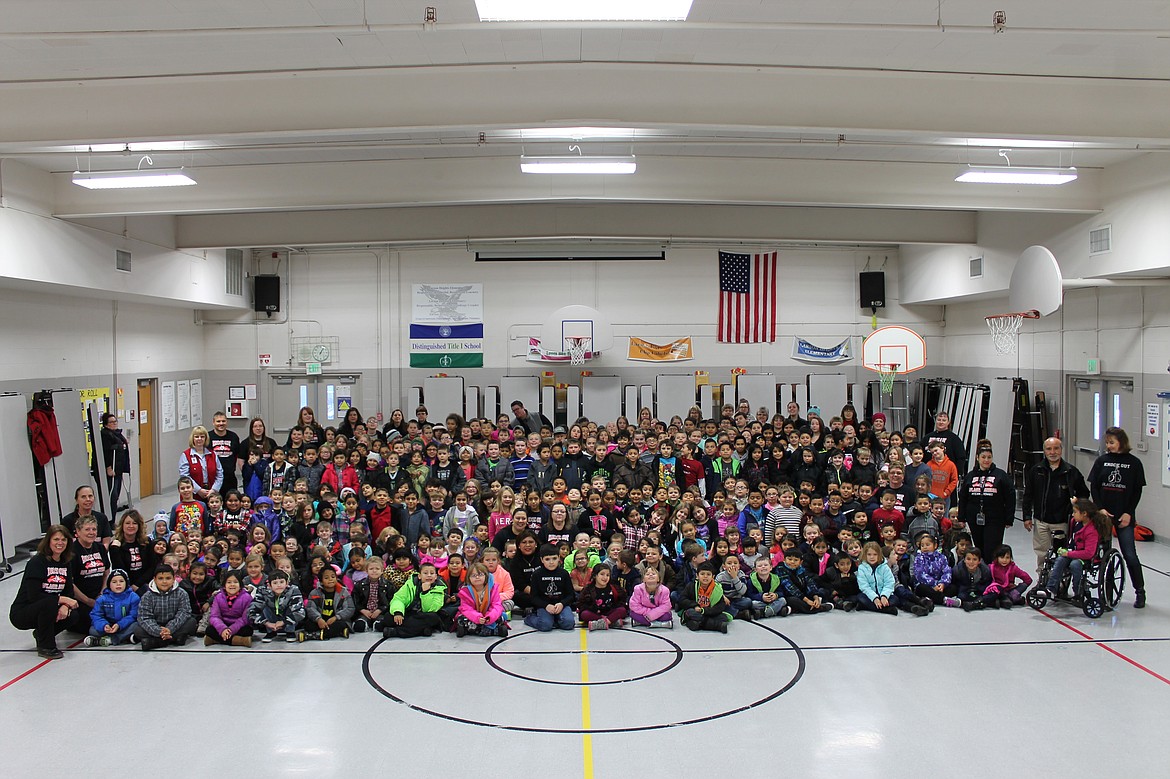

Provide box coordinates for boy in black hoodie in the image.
[522,544,575,631]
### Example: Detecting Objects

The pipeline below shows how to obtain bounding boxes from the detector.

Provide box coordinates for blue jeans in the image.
[1046,555,1085,595]
[88,623,136,645]
[1115,523,1145,592]
[524,607,575,631]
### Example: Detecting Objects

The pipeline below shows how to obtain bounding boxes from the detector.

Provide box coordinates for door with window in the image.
[268,374,362,437]
[1068,376,1136,476]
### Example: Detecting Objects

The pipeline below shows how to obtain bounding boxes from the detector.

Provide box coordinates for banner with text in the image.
[627,336,694,362]
[791,336,852,364]
[526,337,597,363]
[410,284,484,368]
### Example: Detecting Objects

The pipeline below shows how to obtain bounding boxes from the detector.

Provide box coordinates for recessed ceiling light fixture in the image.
[520,155,637,174]
[476,0,693,22]
[955,165,1078,185]
[72,154,197,189]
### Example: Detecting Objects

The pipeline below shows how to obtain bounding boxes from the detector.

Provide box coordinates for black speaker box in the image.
[254,275,281,313]
[859,271,886,309]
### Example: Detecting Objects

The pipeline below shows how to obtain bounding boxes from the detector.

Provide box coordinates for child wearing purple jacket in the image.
[205,571,255,647]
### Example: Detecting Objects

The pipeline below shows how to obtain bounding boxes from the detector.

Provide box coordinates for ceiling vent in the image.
[115,249,131,272]
[969,256,984,278]
[1089,225,1111,256]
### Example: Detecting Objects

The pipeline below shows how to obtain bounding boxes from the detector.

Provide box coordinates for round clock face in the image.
[312,344,331,362]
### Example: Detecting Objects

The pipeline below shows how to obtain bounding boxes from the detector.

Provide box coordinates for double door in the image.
[1067,375,1135,476]
[269,374,362,436]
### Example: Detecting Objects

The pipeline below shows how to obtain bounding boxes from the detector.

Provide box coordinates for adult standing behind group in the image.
[8,525,79,659]
[510,400,551,437]
[291,406,325,448]
[240,417,277,499]
[100,413,131,512]
[926,411,968,474]
[956,446,1015,560]
[61,485,112,547]
[178,426,222,503]
[207,411,241,498]
[1021,437,1089,573]
[1087,427,1147,608]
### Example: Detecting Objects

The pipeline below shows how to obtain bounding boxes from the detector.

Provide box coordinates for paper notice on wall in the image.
[190,379,203,427]
[177,380,190,430]
[1146,402,1159,438]
[161,382,176,433]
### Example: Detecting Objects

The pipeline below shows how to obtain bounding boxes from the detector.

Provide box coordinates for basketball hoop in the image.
[877,363,900,395]
[985,310,1040,355]
[566,336,591,366]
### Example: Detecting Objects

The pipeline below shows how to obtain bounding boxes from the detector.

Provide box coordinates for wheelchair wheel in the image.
[1027,589,1048,610]
[1103,550,1126,610]
[1082,597,1104,619]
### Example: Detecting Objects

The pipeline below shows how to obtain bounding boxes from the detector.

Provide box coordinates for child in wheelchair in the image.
[1034,500,1110,602]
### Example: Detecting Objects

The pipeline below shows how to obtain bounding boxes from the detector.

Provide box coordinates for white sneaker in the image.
[83,636,98,647]
[588,619,607,631]
[98,636,113,647]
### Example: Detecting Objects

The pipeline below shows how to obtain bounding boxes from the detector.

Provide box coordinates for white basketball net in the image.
[877,364,899,395]
[986,313,1025,355]
[567,337,591,366]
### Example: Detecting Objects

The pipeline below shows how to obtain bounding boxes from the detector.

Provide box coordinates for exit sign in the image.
[306,362,322,375]
[1087,358,1101,375]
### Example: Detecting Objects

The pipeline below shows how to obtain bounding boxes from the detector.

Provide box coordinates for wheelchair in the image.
[1026,530,1126,619]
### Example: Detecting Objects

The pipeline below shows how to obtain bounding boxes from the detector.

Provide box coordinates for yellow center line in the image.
[580,628,594,779]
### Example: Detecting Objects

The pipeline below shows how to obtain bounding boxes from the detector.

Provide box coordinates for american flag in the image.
[718,250,777,343]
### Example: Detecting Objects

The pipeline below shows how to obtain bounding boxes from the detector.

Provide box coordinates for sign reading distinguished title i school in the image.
[410,284,484,368]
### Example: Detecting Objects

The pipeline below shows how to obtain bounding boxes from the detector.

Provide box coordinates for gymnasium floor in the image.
[2,494,1167,778]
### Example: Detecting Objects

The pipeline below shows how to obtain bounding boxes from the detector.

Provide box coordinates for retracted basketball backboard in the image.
[539,304,614,365]
[862,325,927,393]
[1009,245,1063,316]
[987,245,1063,355]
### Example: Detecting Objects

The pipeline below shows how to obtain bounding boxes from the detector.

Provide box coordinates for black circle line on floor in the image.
[360,620,806,734]
[483,628,684,686]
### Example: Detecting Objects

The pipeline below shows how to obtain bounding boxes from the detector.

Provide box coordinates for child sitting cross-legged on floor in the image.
[84,568,139,647]
[303,566,353,640]
[677,562,730,633]
[249,569,305,642]
[577,563,628,631]
[455,562,509,638]
[204,571,254,647]
[628,565,673,628]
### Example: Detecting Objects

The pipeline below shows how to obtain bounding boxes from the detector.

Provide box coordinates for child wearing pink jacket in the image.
[455,563,509,638]
[628,566,674,628]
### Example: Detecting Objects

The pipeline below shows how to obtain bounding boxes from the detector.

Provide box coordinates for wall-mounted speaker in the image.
[253,275,281,313]
[859,271,886,310]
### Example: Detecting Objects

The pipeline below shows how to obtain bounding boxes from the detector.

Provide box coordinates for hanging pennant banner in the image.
[627,336,694,362]
[791,336,852,364]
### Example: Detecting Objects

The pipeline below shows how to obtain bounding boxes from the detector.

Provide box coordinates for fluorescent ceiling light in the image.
[72,168,198,189]
[955,166,1077,185]
[518,127,639,140]
[964,138,1078,149]
[520,155,637,174]
[476,1,693,22]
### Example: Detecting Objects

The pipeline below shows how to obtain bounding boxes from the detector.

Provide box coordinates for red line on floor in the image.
[0,639,84,693]
[1039,610,1170,687]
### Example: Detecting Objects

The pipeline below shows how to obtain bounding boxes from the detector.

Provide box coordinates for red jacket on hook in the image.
[28,406,63,465]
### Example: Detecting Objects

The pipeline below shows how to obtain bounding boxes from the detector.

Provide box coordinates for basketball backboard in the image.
[861,325,927,374]
[539,304,615,354]
[1008,245,1063,316]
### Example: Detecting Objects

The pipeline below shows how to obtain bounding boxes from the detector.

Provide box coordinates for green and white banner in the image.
[410,284,484,368]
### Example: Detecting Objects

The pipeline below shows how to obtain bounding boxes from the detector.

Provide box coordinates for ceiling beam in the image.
[174,202,976,249]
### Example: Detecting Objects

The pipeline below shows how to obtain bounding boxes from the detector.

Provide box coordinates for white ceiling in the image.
[1,0,1169,244]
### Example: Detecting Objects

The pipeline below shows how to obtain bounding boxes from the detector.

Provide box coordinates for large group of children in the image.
[11,400,1126,658]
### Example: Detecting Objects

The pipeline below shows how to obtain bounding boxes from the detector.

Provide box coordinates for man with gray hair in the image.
[1021,437,1089,574]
